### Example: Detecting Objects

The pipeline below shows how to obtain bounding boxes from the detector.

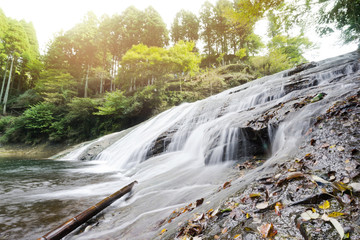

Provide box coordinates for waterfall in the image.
[62,51,359,240]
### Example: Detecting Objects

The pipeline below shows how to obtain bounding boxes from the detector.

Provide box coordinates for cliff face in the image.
[64,51,360,240]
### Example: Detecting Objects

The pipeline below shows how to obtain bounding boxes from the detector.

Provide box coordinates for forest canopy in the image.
[0,0,358,145]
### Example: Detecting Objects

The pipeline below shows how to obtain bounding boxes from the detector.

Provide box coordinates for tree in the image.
[171,10,200,44]
[142,6,169,47]
[66,12,99,98]
[267,34,313,65]
[35,69,77,104]
[317,0,360,44]
[200,1,216,55]
[2,18,30,114]
[213,0,233,55]
[120,41,201,90]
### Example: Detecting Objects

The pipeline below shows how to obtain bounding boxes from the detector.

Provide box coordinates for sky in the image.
[0,0,358,61]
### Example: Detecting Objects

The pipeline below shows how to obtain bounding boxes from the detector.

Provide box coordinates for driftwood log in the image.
[38,181,138,240]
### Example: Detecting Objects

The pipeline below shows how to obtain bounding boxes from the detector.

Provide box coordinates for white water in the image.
[60,51,360,239]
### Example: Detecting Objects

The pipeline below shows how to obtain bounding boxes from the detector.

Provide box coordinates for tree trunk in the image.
[3,57,14,115]
[99,72,103,94]
[84,64,90,98]
[38,181,137,240]
[0,58,9,104]
[110,56,114,92]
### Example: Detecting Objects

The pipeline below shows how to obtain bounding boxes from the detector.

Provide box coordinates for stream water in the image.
[0,51,359,240]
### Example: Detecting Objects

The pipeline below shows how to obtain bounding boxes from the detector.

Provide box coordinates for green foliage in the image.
[0,115,14,133]
[250,49,292,76]
[318,0,360,44]
[267,34,314,65]
[95,90,132,116]
[235,48,247,59]
[35,69,77,104]
[23,102,55,133]
[132,85,164,116]
[62,97,101,141]
[171,10,200,43]
[10,89,42,109]
[0,116,25,143]
[120,41,201,90]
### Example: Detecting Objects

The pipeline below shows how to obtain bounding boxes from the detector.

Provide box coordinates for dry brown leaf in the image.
[223,181,232,189]
[286,172,305,180]
[321,143,330,148]
[258,223,277,238]
[275,202,283,216]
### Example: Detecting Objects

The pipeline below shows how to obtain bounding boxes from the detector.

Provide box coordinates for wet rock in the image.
[283,62,318,77]
[204,126,271,164]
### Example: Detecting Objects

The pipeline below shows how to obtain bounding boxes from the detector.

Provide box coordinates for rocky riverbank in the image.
[157,90,360,240]
[0,142,70,159]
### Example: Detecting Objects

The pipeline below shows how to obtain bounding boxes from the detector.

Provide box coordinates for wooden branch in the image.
[38,181,138,240]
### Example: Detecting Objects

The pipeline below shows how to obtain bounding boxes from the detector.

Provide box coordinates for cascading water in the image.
[55,51,359,239]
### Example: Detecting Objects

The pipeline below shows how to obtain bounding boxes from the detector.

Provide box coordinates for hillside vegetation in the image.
[0,0,358,145]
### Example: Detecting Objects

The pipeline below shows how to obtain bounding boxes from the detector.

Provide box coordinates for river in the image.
[0,157,121,240]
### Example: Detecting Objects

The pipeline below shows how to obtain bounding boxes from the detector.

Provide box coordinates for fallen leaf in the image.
[223,181,232,189]
[329,218,345,239]
[328,212,346,218]
[214,235,220,239]
[193,213,204,222]
[321,213,330,221]
[311,175,330,184]
[275,202,283,216]
[256,202,269,209]
[329,145,336,149]
[249,193,261,198]
[160,228,167,235]
[319,200,330,209]
[258,223,277,238]
[221,227,228,234]
[219,208,232,213]
[337,146,345,152]
[244,227,254,232]
[332,181,351,193]
[234,234,241,239]
[286,172,305,180]
[196,198,204,207]
[321,143,330,148]
[211,209,219,217]
[349,182,360,193]
[342,177,350,184]
[246,213,251,219]
[301,210,319,221]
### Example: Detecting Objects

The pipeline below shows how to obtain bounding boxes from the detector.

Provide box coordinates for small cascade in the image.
[61,51,360,240]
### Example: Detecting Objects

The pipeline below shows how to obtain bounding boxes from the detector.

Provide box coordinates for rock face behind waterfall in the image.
[65,51,360,240]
